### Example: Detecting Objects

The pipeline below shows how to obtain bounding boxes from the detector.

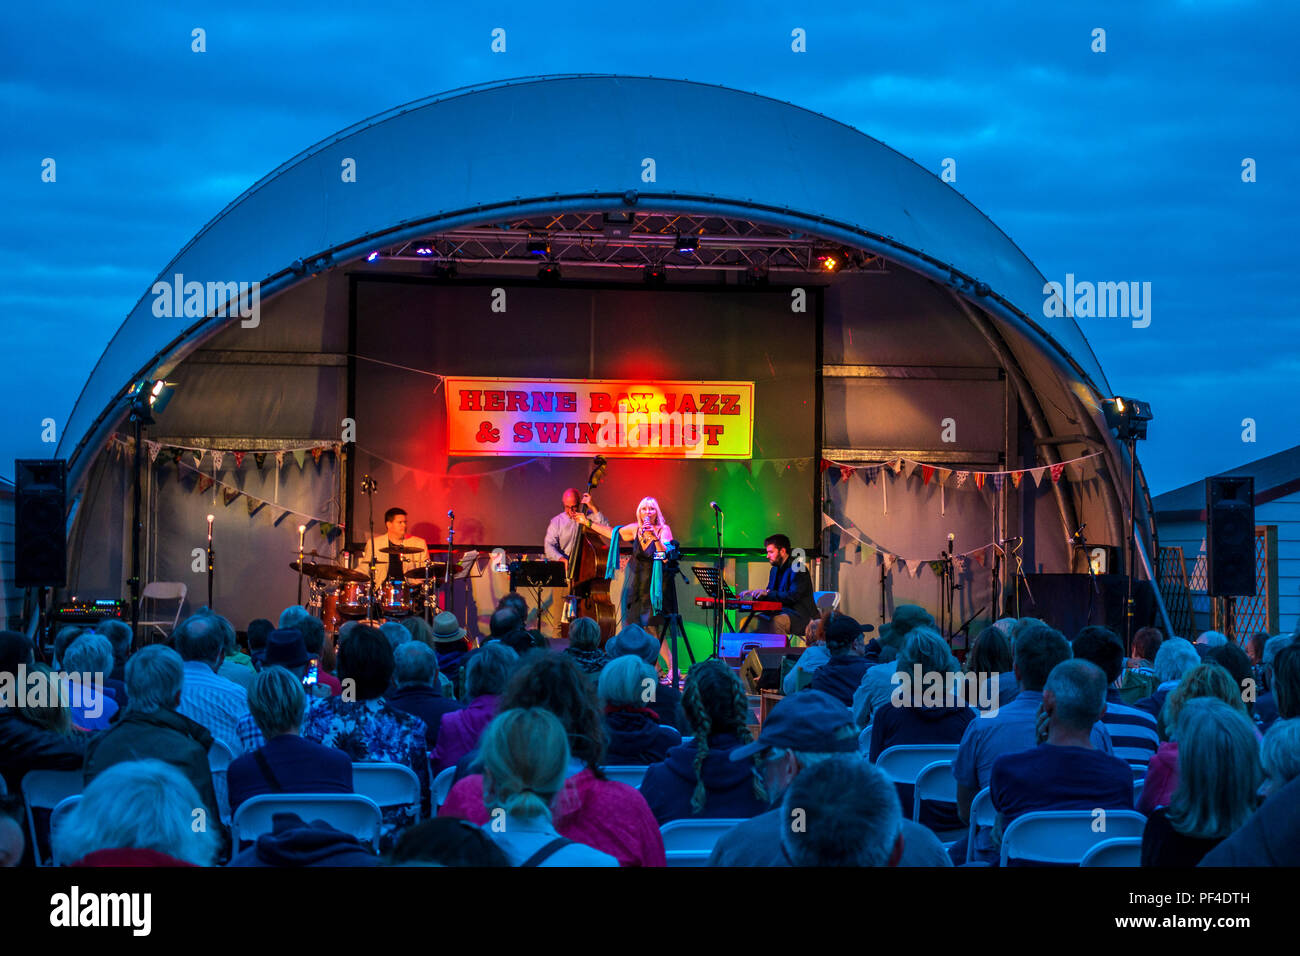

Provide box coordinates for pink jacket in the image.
[431,694,498,775]
[1140,741,1178,814]
[439,768,667,867]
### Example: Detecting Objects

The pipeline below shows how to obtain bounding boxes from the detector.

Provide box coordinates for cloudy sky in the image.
[2,0,1295,494]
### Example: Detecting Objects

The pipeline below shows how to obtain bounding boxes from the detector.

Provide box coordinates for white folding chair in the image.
[873,744,960,778]
[1000,810,1148,867]
[49,795,83,867]
[207,738,235,825]
[660,818,748,867]
[1133,778,1145,808]
[1080,836,1143,867]
[813,591,840,615]
[21,769,85,867]
[912,760,958,822]
[601,765,649,788]
[231,793,383,850]
[351,762,422,819]
[858,725,872,756]
[966,786,995,864]
[138,581,187,642]
[431,766,458,812]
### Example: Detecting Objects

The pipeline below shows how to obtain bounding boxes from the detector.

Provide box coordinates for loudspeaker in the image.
[1206,476,1255,597]
[15,459,68,588]
[719,632,788,658]
[1017,573,1156,638]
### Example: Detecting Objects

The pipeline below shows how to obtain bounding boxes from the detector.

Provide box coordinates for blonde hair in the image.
[480,708,570,822]
[635,496,669,534]
[1162,661,1248,739]
[1167,698,1261,840]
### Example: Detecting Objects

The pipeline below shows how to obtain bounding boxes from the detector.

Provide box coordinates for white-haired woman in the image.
[61,633,119,731]
[478,707,619,867]
[577,496,674,634]
[599,655,682,764]
[1141,697,1262,867]
[54,758,221,866]
[1260,717,1300,798]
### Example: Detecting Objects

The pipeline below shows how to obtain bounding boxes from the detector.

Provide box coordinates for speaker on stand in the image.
[1206,475,1255,639]
[15,459,68,653]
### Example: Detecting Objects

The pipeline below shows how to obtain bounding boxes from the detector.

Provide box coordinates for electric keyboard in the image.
[694,597,782,613]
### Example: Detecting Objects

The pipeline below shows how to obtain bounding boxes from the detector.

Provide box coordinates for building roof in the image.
[1153,443,1300,520]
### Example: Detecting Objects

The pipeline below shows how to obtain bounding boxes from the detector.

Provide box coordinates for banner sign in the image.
[445,377,755,459]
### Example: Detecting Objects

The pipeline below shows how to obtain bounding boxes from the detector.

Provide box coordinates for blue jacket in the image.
[226,813,379,867]
[763,558,816,626]
[603,709,681,765]
[639,733,769,824]
[385,684,463,750]
[227,733,354,813]
[808,654,871,708]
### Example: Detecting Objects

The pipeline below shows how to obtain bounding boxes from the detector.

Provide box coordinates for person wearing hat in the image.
[604,624,686,732]
[235,628,330,751]
[429,611,472,696]
[705,691,951,867]
[851,604,936,726]
[807,614,876,708]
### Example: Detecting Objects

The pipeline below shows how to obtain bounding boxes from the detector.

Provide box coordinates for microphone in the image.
[207,514,214,540]
[947,532,955,555]
[447,510,455,519]
[710,501,723,514]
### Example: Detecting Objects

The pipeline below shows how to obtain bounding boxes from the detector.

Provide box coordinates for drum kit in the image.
[290,542,444,630]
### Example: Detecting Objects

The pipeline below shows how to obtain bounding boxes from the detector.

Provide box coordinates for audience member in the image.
[1270,643,1300,721]
[55,759,220,867]
[1140,661,1250,814]
[1135,637,1200,723]
[562,617,609,676]
[639,659,768,824]
[1245,632,1268,669]
[1072,626,1159,772]
[709,690,949,867]
[429,612,473,694]
[1260,718,1300,798]
[227,666,353,814]
[1198,774,1300,866]
[386,642,463,749]
[779,756,909,866]
[851,605,933,722]
[246,618,274,670]
[60,633,120,731]
[439,653,666,867]
[279,606,342,696]
[93,618,133,704]
[301,625,430,836]
[432,641,517,774]
[965,623,1018,712]
[380,621,410,653]
[990,660,1134,864]
[400,616,456,697]
[807,613,874,710]
[0,795,24,867]
[1120,626,1163,704]
[236,629,317,750]
[598,655,681,764]
[951,621,1113,864]
[82,645,224,845]
[173,612,255,757]
[0,632,86,792]
[1141,698,1261,867]
[51,625,87,670]
[497,593,530,629]
[478,707,619,866]
[1206,643,1257,720]
[212,611,256,689]
[782,612,830,694]
[1252,634,1293,731]
[386,818,510,867]
[605,624,685,731]
[227,814,379,867]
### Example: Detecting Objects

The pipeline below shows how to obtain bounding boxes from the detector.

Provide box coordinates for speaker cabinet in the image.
[1206,476,1255,597]
[15,459,68,588]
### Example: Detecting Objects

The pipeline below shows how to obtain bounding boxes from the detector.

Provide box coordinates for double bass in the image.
[560,456,617,645]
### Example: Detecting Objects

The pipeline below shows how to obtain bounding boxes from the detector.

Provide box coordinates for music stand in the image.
[691,565,738,639]
[509,560,567,633]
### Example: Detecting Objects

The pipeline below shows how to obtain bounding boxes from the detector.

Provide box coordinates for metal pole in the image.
[207,514,215,610]
[1126,435,1137,655]
[130,415,143,641]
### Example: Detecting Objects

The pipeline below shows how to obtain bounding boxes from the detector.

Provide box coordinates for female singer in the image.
[576,496,674,633]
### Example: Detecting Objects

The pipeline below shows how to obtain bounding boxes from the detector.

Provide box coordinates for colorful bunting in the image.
[921,464,935,486]
[992,473,1004,491]
[1051,462,1066,483]
[222,488,240,506]
[254,452,267,470]
[292,449,307,469]
[973,472,985,490]
[310,447,324,466]
[1031,466,1047,486]
[233,451,245,468]
[1010,471,1024,489]
[145,440,161,462]
[197,475,214,494]
[955,471,969,488]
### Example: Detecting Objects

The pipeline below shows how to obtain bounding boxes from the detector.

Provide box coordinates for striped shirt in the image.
[178,661,254,757]
[1100,689,1159,772]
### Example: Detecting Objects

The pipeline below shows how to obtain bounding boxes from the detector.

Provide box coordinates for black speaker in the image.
[1017,573,1156,639]
[1206,476,1255,597]
[15,459,67,588]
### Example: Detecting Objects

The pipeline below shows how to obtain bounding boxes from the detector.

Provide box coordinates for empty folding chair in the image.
[352,762,422,820]
[660,818,748,867]
[912,760,959,832]
[1080,837,1143,867]
[138,581,188,643]
[231,793,383,850]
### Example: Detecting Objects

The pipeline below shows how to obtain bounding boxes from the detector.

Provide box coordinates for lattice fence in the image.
[1163,528,1277,640]
[1157,546,1194,639]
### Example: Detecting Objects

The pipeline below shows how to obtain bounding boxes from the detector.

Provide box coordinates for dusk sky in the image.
[2,0,1296,495]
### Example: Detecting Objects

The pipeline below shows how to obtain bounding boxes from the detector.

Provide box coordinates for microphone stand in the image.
[361,475,377,623]
[1073,524,1099,627]
[296,523,306,606]
[712,505,725,660]
[444,510,456,617]
[207,515,216,610]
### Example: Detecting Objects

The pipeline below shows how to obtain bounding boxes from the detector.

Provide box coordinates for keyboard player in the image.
[737,534,816,637]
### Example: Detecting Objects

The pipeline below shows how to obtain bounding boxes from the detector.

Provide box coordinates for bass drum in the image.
[337,582,371,618]
[319,592,342,632]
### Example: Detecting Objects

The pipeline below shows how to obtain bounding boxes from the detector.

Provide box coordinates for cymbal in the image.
[290,561,370,582]
[331,566,370,583]
[290,560,331,578]
[404,566,444,582]
[380,544,424,555]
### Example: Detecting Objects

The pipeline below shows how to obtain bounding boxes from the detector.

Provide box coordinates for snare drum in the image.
[379,580,412,618]
[338,581,371,618]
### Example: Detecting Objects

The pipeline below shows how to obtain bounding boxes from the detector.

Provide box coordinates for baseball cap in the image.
[731,690,859,761]
[824,613,874,649]
[879,604,935,643]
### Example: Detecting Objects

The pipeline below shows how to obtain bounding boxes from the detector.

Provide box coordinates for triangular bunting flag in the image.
[466,475,481,495]
[246,496,263,516]
[233,451,245,469]
[319,522,334,538]
[222,487,240,506]
[1050,462,1066,483]
[795,458,810,472]
[193,449,205,467]
[311,447,324,465]
[489,468,507,491]
[211,451,225,471]
[170,448,184,465]
[839,466,855,483]
[1031,466,1048,486]
[891,459,904,475]
[927,560,944,577]
[955,471,969,488]
[1010,471,1024,489]
[538,457,551,473]
[197,475,214,494]
[921,465,935,486]
[901,459,918,480]
[292,449,307,469]
[254,452,267,470]
[819,459,831,473]
[882,553,897,573]
[275,451,285,469]
[973,472,985,490]
[905,559,925,577]
[972,547,987,567]
[992,473,1005,491]
[145,440,161,462]
[827,467,840,487]
[936,468,951,486]
[821,512,837,530]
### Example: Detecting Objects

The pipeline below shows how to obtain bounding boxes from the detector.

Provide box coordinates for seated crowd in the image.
[1,592,1298,869]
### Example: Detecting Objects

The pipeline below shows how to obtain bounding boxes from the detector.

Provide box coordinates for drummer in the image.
[362,507,431,582]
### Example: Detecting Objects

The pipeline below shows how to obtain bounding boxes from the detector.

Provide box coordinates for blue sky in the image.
[1,0,1296,494]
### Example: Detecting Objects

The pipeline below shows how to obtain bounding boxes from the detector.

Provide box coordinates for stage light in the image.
[527,234,550,257]
[817,253,840,272]
[538,262,561,283]
[1104,396,1152,441]
[644,264,667,285]
[366,251,380,263]
[674,233,698,254]
[414,244,434,256]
